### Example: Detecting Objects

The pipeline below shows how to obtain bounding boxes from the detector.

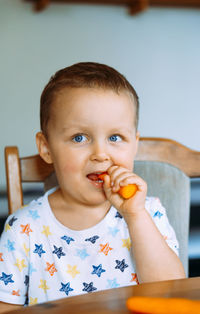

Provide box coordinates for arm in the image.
[103,166,185,283]
[0,302,22,313]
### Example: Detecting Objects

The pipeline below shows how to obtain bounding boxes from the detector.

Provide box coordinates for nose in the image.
[90,141,110,162]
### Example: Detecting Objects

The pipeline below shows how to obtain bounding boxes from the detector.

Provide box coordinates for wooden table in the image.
[7,277,200,314]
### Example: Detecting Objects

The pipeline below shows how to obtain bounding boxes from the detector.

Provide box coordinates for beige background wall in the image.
[1,0,200,194]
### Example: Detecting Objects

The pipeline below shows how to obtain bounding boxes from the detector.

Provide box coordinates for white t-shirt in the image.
[0,188,179,305]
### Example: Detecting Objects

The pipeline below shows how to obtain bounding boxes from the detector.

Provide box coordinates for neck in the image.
[48,188,111,230]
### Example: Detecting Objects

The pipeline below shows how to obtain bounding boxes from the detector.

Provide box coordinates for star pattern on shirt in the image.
[52,245,66,259]
[39,279,49,293]
[0,253,4,261]
[91,264,106,277]
[122,237,131,251]
[29,297,38,305]
[8,216,18,226]
[23,243,30,256]
[5,224,11,231]
[29,263,37,275]
[76,248,89,260]
[41,226,52,237]
[115,259,128,272]
[45,262,57,276]
[115,211,123,219]
[14,258,27,272]
[28,209,40,220]
[153,210,163,219]
[20,224,33,236]
[4,239,15,252]
[85,235,99,244]
[61,235,75,244]
[82,282,97,293]
[66,265,80,278]
[60,282,74,296]
[99,243,113,256]
[33,244,46,257]
[107,278,120,288]
[130,273,139,284]
[108,226,120,237]
[0,272,14,285]
[12,289,20,296]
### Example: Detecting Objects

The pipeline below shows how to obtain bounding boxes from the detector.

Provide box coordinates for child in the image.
[0,62,185,308]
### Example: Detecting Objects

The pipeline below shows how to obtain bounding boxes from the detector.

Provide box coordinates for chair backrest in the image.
[5,137,200,276]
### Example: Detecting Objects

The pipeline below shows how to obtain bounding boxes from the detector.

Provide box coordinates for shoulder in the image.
[2,192,49,234]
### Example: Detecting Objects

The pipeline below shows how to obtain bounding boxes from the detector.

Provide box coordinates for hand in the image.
[103,165,147,220]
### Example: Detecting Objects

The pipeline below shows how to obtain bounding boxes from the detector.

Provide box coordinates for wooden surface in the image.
[24,0,200,13]
[5,277,200,314]
[136,137,200,178]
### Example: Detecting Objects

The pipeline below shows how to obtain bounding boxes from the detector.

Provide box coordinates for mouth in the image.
[86,172,104,183]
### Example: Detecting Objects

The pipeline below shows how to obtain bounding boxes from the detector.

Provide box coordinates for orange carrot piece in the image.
[98,172,137,199]
[126,296,200,314]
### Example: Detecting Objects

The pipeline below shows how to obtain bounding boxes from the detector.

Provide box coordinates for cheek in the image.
[114,150,134,170]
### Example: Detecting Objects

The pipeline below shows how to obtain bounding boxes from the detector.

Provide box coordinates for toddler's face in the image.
[40,87,139,206]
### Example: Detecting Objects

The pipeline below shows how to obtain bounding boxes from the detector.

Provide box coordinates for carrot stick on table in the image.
[98,172,138,199]
[126,296,200,314]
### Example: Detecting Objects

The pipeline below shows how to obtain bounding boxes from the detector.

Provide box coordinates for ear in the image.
[36,132,53,164]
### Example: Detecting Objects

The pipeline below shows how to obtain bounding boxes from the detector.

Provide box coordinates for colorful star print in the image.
[5,224,11,231]
[39,279,49,293]
[122,237,131,251]
[115,259,128,272]
[0,253,4,261]
[85,235,99,244]
[0,272,14,285]
[108,226,119,237]
[12,290,20,296]
[59,282,74,296]
[33,244,46,257]
[8,216,18,226]
[20,224,33,236]
[99,243,113,256]
[66,265,80,278]
[76,248,89,260]
[41,226,52,237]
[28,210,40,220]
[52,245,66,259]
[61,235,75,244]
[45,262,57,276]
[14,258,27,272]
[107,278,120,288]
[4,239,15,252]
[29,297,38,305]
[153,211,163,218]
[23,243,30,256]
[29,263,37,275]
[131,273,139,284]
[91,264,106,277]
[115,212,123,219]
[82,282,97,293]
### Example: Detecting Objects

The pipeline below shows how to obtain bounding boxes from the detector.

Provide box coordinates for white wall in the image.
[1,0,200,191]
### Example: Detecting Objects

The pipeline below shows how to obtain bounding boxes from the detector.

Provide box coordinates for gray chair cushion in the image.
[134,161,190,276]
[44,161,190,276]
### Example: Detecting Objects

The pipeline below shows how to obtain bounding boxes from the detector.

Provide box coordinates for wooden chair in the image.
[4,137,200,276]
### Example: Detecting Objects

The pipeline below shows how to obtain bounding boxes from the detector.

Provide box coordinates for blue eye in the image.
[109,135,122,142]
[73,134,87,143]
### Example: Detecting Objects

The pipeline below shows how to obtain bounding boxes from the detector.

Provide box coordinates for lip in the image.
[86,171,106,189]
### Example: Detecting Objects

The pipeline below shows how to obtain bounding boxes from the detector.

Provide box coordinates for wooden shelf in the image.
[24,0,200,13]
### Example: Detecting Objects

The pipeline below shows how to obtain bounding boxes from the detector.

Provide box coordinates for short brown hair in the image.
[40,62,139,136]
